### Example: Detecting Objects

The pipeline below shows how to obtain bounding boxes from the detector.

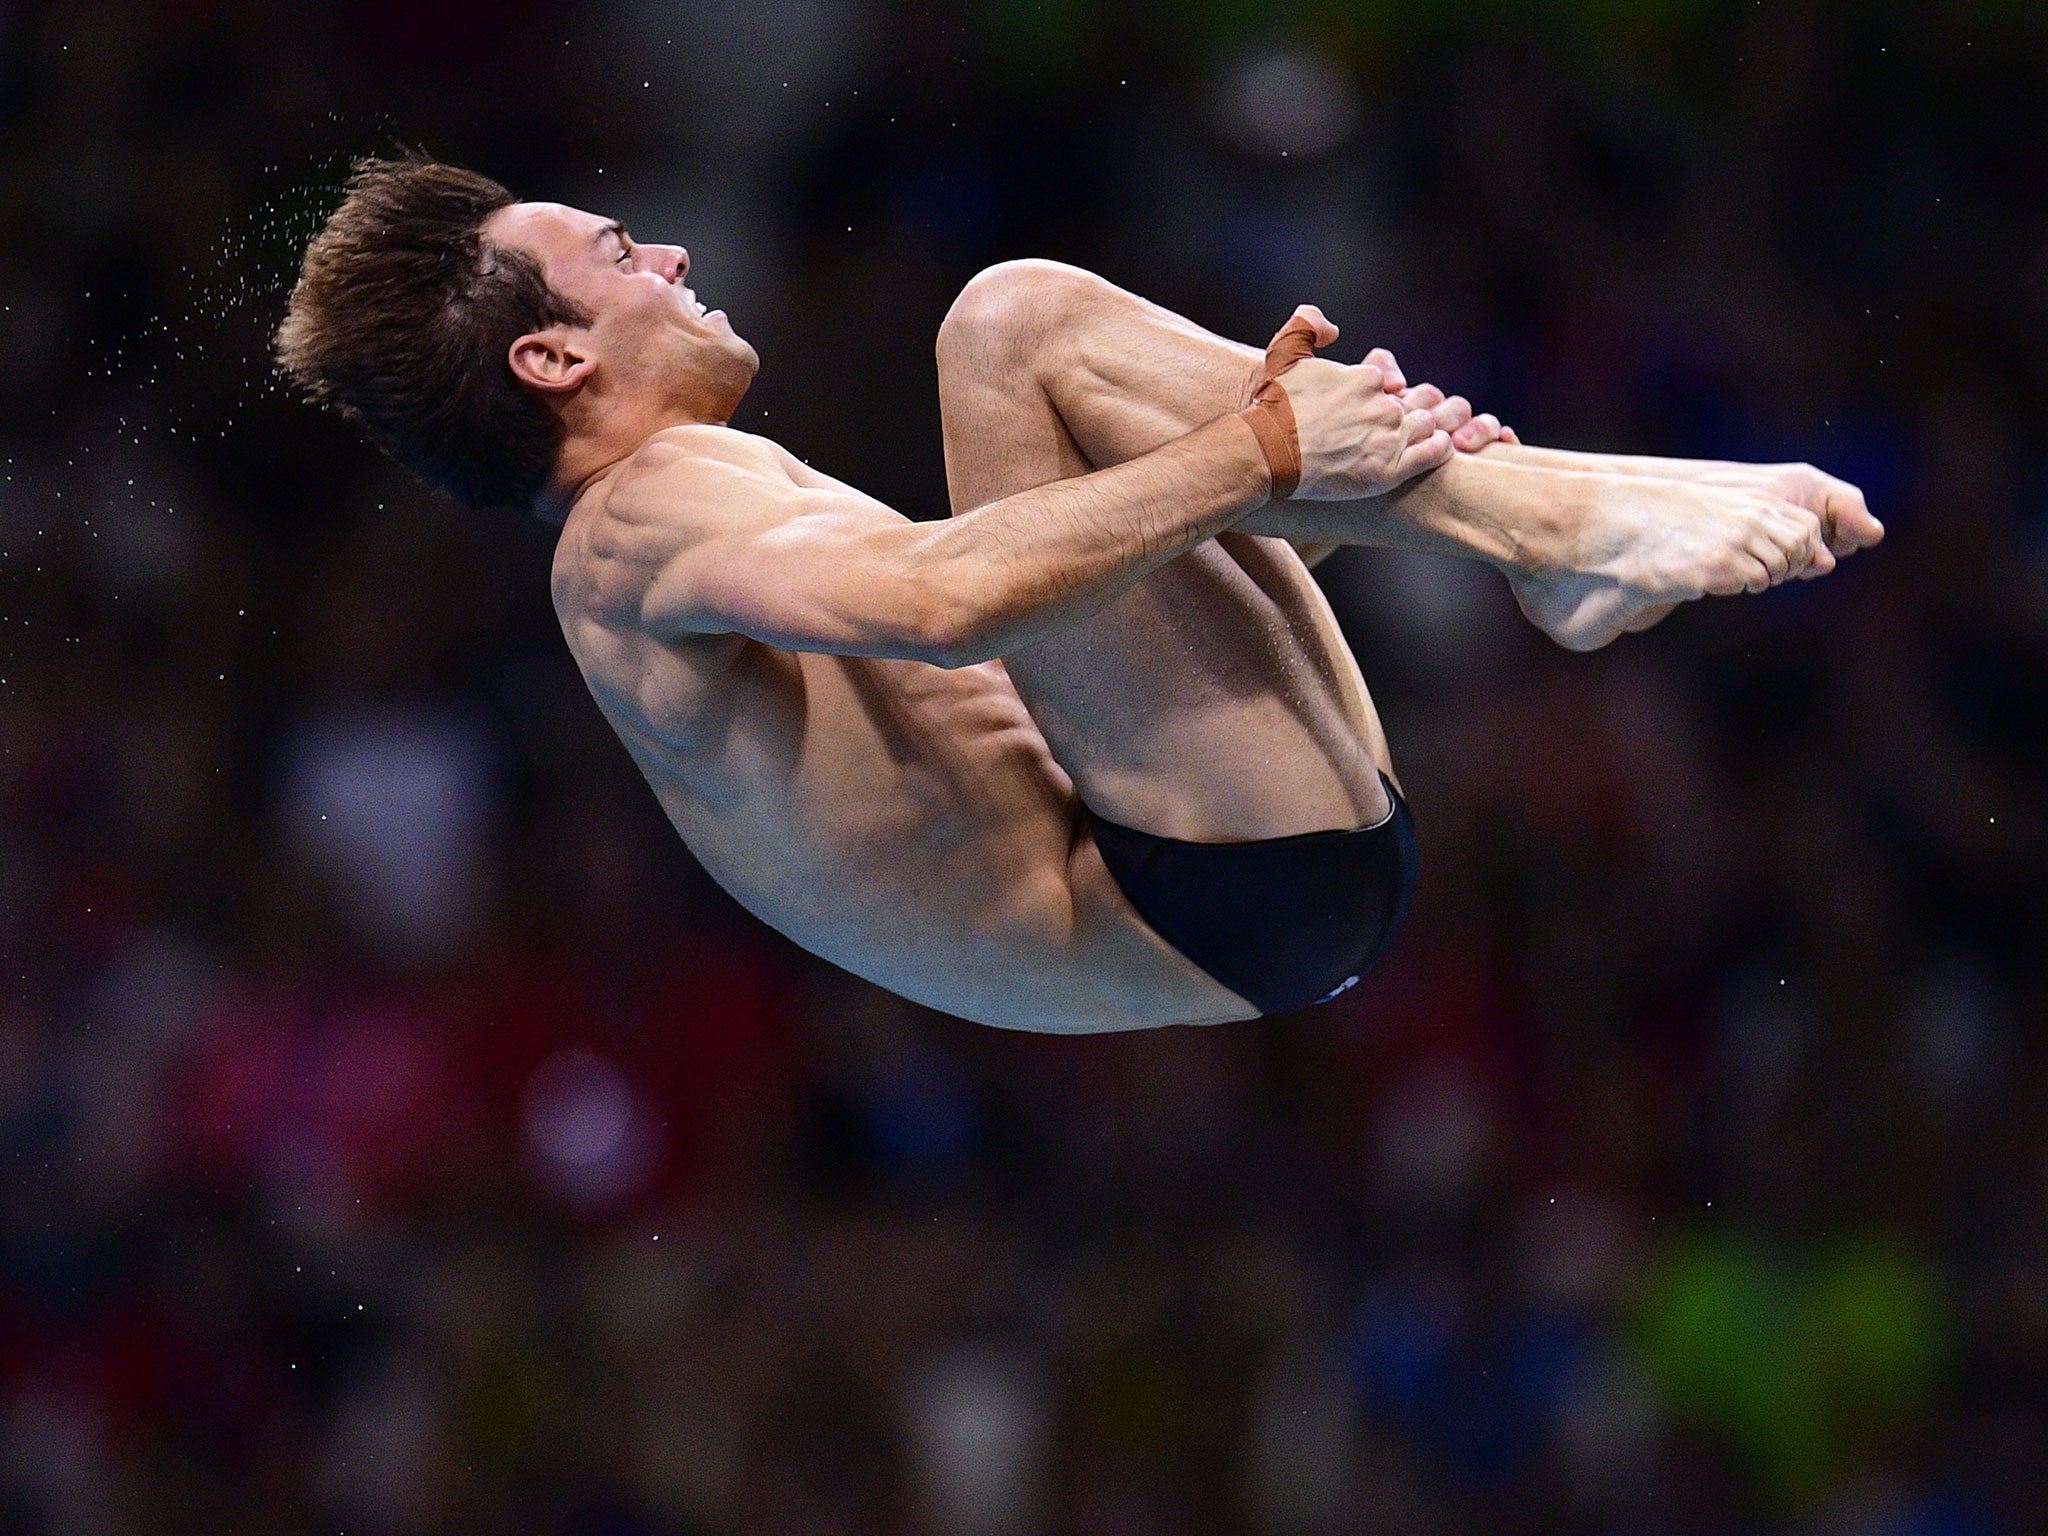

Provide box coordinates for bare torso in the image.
[535,258,1880,1036]
[550,426,1257,1031]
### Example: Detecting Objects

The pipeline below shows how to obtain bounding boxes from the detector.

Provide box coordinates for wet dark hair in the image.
[275,153,590,511]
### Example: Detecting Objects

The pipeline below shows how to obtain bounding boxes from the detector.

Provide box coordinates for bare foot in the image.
[1688,462,1885,564]
[1506,476,1835,651]
[1476,444,1886,568]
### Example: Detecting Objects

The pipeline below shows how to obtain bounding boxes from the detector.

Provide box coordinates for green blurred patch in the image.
[1634,1227,1945,1506]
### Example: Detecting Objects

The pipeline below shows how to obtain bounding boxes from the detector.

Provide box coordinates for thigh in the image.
[935,272,1392,842]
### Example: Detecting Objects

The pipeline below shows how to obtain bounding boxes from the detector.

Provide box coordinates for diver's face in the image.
[484,200,756,408]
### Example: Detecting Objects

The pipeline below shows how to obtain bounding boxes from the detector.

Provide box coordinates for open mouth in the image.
[680,287,708,319]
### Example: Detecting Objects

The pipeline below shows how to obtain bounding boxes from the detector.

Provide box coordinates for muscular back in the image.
[547,426,1251,1031]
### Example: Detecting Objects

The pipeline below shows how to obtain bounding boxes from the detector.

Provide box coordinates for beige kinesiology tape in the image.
[1236,312,1321,502]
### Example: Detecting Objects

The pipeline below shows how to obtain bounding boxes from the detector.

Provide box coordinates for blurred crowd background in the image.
[4,1,2046,1532]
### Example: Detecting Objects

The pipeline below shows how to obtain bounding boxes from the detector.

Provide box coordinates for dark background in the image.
[3,1,2046,1532]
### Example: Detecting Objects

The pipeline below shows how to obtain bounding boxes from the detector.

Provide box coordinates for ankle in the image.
[1508,465,1597,577]
[1393,454,1584,575]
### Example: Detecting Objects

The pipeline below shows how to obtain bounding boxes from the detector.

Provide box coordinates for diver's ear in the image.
[508,329,595,395]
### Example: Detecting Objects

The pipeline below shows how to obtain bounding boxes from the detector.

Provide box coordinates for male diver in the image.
[277,156,1880,1031]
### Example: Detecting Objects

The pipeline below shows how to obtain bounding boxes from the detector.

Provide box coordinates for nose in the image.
[658,245,688,281]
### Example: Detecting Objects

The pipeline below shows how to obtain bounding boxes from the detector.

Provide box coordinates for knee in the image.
[936,259,1108,370]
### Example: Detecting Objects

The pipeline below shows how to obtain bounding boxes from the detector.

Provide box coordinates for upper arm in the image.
[613,439,971,664]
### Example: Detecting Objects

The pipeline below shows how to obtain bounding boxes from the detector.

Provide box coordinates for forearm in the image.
[1239,451,1596,572]
[1018,295,1564,570]
[925,413,1272,663]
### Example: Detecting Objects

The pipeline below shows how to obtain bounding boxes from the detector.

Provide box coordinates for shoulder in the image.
[585,425,805,546]
[610,423,786,501]
[553,426,798,624]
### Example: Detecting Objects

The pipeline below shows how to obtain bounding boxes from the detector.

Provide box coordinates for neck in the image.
[534,373,751,525]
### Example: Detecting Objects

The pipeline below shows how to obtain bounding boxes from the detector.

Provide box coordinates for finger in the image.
[1396,428,1454,478]
[1291,304,1339,348]
[1253,308,1339,395]
[1401,408,1439,444]
[1452,411,1500,451]
[1401,382,1446,412]
[1499,425,1520,445]
[1364,346,1405,390]
[1433,393,1474,432]
[1354,363,1385,394]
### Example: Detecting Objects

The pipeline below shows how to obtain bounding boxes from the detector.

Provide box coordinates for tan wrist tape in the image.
[1238,387,1301,502]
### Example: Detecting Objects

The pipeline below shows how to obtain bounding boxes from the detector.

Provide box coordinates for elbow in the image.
[889,537,1017,667]
[916,605,997,669]
[908,579,1001,669]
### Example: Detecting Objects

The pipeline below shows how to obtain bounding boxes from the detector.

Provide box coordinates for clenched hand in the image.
[1241,307,1455,501]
